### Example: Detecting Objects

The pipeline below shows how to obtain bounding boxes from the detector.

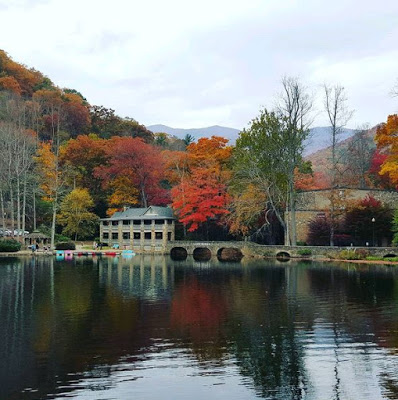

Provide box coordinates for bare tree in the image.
[344,125,375,189]
[277,77,313,245]
[323,84,354,246]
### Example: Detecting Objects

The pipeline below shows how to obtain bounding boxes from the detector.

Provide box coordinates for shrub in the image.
[297,249,312,256]
[55,234,71,242]
[0,239,22,252]
[355,249,370,259]
[307,217,330,246]
[296,241,307,246]
[55,242,76,250]
[336,249,361,260]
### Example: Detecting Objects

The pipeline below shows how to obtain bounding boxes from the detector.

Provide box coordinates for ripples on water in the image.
[0,255,397,399]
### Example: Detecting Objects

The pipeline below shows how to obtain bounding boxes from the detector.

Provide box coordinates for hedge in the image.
[55,242,76,250]
[0,239,22,252]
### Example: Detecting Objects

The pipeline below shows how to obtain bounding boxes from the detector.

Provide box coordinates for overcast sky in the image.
[1,0,397,130]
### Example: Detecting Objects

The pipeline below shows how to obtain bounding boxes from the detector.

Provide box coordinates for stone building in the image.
[294,188,398,244]
[100,206,175,252]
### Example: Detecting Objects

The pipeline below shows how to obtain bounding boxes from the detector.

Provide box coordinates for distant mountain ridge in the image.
[148,124,358,155]
[147,124,241,143]
[304,127,357,156]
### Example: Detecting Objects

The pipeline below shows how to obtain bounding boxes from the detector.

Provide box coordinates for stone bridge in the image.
[165,241,398,261]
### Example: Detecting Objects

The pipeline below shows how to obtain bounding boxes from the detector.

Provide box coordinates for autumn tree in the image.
[62,92,91,137]
[95,137,169,213]
[35,142,68,248]
[90,105,153,142]
[375,114,398,186]
[60,134,108,214]
[58,188,98,240]
[368,149,396,189]
[227,184,267,237]
[344,195,393,246]
[171,136,232,235]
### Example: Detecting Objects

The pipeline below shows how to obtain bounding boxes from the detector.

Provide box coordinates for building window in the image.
[155,219,164,225]
[134,232,141,240]
[123,232,130,240]
[133,220,141,225]
[112,233,118,240]
[155,232,163,240]
[103,233,109,239]
[123,220,130,225]
[144,220,152,225]
[112,221,118,226]
[144,232,151,240]
[103,221,109,226]
[168,232,171,241]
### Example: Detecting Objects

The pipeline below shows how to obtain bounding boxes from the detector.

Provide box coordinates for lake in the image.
[0,255,397,400]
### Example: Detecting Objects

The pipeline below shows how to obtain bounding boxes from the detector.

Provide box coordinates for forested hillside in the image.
[1,50,397,248]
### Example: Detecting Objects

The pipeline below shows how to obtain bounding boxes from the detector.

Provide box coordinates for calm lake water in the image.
[0,255,397,400]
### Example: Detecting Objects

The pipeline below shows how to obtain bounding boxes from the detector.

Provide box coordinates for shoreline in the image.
[0,251,397,266]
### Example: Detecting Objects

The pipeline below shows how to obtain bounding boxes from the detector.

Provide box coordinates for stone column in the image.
[140,221,144,250]
[162,221,168,250]
[118,221,122,248]
[151,219,155,249]
[130,223,134,249]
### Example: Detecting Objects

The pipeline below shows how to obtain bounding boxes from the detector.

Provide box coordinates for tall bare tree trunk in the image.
[323,84,353,246]
[33,188,37,231]
[16,175,21,241]
[9,185,15,236]
[51,196,57,250]
[22,172,27,239]
[0,189,5,232]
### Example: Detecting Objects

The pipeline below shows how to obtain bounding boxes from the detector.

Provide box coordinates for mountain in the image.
[304,127,357,156]
[306,125,377,184]
[148,124,358,154]
[147,124,241,143]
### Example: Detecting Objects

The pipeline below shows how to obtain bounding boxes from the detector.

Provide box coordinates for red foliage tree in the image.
[95,137,169,210]
[171,136,232,232]
[368,149,396,189]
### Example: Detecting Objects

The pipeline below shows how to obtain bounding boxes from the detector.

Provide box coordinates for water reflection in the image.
[0,256,397,399]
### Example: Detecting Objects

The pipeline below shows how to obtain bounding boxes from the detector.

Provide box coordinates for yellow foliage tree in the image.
[106,176,139,217]
[375,114,398,185]
[35,142,65,248]
[58,188,98,240]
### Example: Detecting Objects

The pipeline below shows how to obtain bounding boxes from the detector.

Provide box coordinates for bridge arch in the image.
[217,247,243,262]
[383,253,397,258]
[170,247,188,260]
[276,251,291,261]
[193,247,211,261]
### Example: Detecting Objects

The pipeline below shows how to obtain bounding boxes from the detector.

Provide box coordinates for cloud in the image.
[0,0,397,129]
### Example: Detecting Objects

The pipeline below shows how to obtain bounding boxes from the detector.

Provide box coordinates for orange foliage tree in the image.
[95,137,169,213]
[171,136,232,233]
[375,114,398,186]
[60,134,108,214]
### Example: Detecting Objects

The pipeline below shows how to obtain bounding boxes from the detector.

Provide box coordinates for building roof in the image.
[25,230,50,239]
[102,206,175,221]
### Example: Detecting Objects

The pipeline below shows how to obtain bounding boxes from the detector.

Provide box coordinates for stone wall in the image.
[166,240,398,260]
[292,188,398,243]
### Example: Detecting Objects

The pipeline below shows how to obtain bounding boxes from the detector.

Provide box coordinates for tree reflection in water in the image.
[0,256,397,400]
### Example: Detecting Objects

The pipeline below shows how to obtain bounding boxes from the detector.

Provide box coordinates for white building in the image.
[100,206,175,252]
